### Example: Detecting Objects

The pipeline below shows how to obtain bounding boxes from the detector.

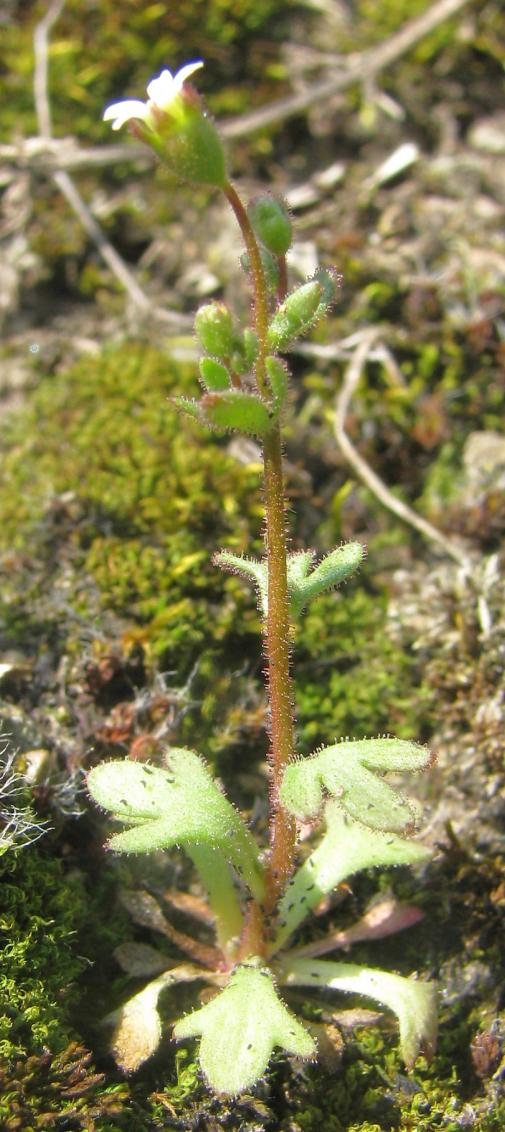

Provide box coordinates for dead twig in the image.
[32,0,185,326]
[222,0,473,138]
[5,0,472,178]
[333,330,472,571]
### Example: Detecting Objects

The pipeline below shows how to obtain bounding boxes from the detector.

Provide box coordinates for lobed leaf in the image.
[87,749,264,900]
[280,958,438,1068]
[280,738,432,831]
[272,802,430,952]
[174,959,316,1094]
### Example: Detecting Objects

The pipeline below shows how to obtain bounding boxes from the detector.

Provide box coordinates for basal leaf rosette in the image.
[174,960,316,1094]
[272,802,431,952]
[87,748,264,900]
[280,959,438,1068]
[280,738,433,832]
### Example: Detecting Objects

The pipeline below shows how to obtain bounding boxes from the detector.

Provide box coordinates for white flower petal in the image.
[103,100,150,130]
[146,61,203,109]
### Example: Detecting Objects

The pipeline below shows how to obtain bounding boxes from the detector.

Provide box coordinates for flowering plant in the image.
[88,61,437,1097]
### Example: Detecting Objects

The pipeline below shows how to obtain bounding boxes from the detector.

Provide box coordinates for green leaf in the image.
[280,959,438,1068]
[199,357,231,392]
[172,396,204,423]
[290,542,365,614]
[272,802,431,951]
[87,749,264,900]
[267,281,322,352]
[202,390,273,438]
[280,738,433,831]
[265,355,290,416]
[174,960,316,1094]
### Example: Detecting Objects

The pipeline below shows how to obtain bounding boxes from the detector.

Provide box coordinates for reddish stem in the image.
[224,180,297,927]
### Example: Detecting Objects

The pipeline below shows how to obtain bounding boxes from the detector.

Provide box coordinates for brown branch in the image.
[333,329,472,571]
[222,0,473,138]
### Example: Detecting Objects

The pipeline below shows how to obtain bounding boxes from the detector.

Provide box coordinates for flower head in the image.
[102,61,226,188]
[103,61,204,131]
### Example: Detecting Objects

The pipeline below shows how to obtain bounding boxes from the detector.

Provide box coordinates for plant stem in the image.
[224,180,297,922]
[262,424,297,913]
[223,182,268,397]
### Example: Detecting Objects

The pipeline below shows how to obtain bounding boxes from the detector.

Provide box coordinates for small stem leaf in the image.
[291,542,365,614]
[213,551,268,615]
[106,964,209,1073]
[172,396,205,424]
[272,803,431,952]
[202,390,273,438]
[199,357,232,392]
[279,738,432,831]
[267,281,322,352]
[265,356,290,416]
[280,959,438,1068]
[174,960,316,1094]
[242,328,260,368]
[87,750,264,900]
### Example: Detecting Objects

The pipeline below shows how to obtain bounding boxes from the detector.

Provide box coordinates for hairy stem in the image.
[224,180,297,924]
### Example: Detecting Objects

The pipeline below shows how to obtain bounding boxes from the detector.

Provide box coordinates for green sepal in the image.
[202,390,273,438]
[174,960,316,1095]
[195,302,235,358]
[241,246,280,292]
[312,266,341,319]
[199,357,231,392]
[265,356,290,416]
[87,749,264,900]
[280,959,437,1068]
[248,194,292,256]
[267,281,322,352]
[279,738,432,831]
[147,107,227,189]
[272,802,431,951]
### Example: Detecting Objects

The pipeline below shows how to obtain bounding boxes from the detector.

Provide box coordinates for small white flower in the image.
[103,61,204,131]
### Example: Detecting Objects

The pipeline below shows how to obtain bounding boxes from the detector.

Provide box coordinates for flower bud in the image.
[195,303,235,358]
[267,281,322,352]
[248,195,292,256]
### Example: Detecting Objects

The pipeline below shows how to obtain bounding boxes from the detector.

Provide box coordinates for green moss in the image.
[295,586,429,751]
[0,846,88,1060]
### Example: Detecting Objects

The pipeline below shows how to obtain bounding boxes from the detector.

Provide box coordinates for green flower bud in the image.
[195,303,235,358]
[267,280,322,352]
[248,195,292,255]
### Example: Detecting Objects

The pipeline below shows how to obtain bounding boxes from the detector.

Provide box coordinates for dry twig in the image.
[32,0,185,325]
[3,0,473,175]
[333,330,472,571]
